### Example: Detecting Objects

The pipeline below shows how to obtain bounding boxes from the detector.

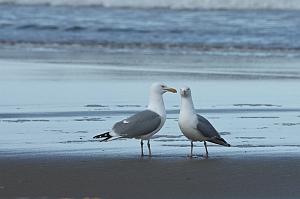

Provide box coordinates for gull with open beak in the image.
[93,82,177,157]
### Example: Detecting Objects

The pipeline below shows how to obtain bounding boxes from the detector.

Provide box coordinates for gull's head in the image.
[180,86,191,98]
[150,82,177,95]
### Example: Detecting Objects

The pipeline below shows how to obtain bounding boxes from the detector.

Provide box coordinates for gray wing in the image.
[112,110,161,138]
[196,114,220,138]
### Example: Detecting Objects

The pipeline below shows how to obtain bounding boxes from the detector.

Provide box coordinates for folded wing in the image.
[113,110,162,138]
[196,114,220,138]
[196,114,230,146]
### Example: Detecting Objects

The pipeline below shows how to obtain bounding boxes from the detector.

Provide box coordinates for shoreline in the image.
[1,144,300,160]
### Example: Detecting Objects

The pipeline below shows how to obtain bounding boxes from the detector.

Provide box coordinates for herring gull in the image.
[178,86,230,158]
[93,82,177,156]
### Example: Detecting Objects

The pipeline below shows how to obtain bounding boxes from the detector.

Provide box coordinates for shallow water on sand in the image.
[1,57,300,157]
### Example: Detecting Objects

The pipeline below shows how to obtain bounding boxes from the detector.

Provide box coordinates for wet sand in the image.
[0,155,300,199]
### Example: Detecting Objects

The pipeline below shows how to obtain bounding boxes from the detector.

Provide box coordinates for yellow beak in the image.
[164,87,177,93]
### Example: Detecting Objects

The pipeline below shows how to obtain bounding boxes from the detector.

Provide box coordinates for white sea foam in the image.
[1,0,300,10]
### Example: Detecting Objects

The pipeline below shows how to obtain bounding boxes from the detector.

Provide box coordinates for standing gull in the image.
[178,86,230,158]
[93,82,177,156]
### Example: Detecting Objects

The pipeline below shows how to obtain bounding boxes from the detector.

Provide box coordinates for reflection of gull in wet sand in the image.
[93,82,177,157]
[178,86,230,158]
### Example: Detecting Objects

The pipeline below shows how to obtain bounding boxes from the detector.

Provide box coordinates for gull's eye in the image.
[161,85,166,88]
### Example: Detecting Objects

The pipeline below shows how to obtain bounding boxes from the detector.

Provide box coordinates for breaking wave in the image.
[1,0,300,10]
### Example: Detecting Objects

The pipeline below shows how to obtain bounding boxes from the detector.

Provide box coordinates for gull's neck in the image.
[147,92,166,117]
[180,96,196,116]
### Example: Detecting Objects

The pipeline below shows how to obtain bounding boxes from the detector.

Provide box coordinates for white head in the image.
[180,86,192,98]
[148,82,177,116]
[150,82,177,95]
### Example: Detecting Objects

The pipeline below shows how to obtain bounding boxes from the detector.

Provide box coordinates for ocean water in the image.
[1,2,300,158]
[1,2,300,58]
[1,0,300,9]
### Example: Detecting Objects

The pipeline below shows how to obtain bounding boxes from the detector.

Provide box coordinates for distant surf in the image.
[1,0,300,10]
[1,4,300,58]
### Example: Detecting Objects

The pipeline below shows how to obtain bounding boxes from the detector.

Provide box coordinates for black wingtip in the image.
[222,139,231,147]
[210,137,231,147]
[100,136,112,142]
[93,132,112,141]
[93,134,101,139]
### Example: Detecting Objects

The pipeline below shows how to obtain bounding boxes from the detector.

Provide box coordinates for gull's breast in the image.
[179,113,205,141]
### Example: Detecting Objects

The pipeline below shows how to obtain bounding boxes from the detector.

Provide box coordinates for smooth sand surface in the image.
[1,155,299,199]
